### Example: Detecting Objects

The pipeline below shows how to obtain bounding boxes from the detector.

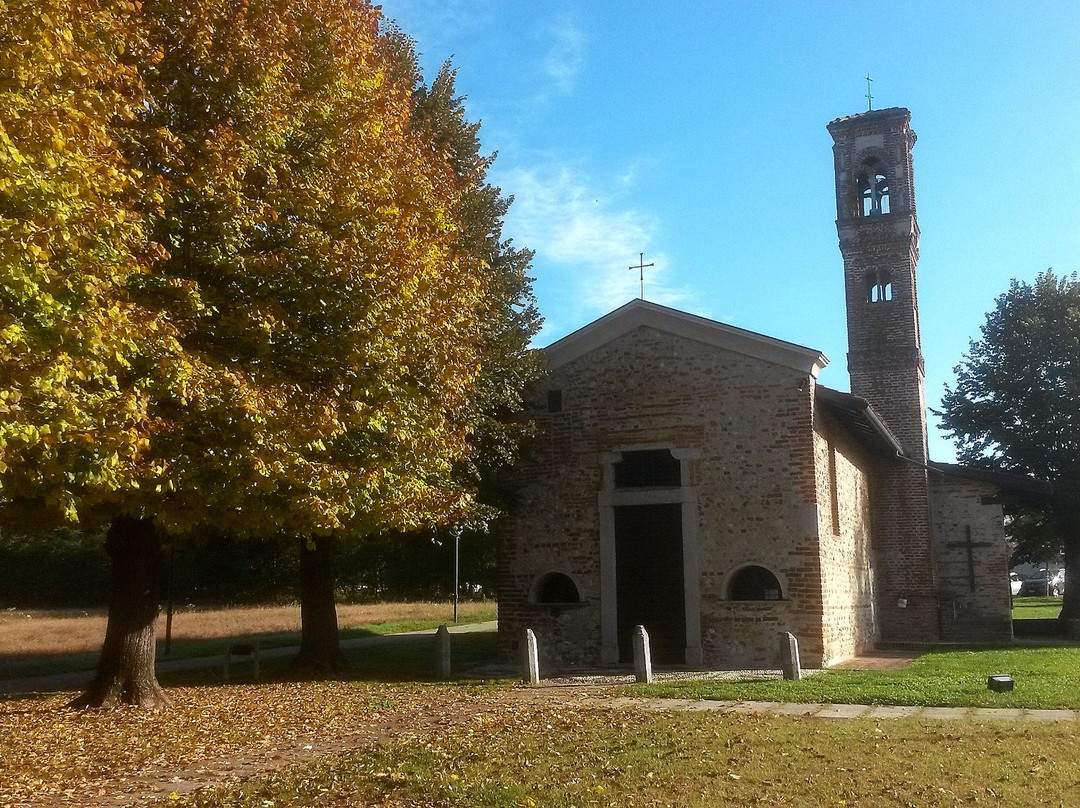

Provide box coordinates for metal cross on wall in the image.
[629,252,655,300]
[865,74,874,111]
[947,525,992,592]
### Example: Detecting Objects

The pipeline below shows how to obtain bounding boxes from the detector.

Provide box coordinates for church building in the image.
[496,107,1041,670]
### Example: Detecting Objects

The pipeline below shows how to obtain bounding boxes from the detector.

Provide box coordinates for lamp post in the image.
[453,528,460,624]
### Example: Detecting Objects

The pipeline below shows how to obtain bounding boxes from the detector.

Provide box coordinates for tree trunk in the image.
[1055,487,1080,633]
[1059,513,1080,636]
[293,535,345,674]
[69,516,169,709]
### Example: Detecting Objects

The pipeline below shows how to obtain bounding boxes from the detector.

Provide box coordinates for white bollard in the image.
[633,625,653,683]
[522,628,540,685]
[780,631,802,681]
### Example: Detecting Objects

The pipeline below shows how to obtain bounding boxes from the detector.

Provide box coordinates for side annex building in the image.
[496,107,1041,671]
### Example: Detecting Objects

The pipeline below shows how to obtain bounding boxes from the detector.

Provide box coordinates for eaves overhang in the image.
[543,299,829,378]
[928,461,1053,503]
[815,385,904,456]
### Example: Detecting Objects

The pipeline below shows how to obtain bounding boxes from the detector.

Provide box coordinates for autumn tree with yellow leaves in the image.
[0,0,179,706]
[0,0,539,706]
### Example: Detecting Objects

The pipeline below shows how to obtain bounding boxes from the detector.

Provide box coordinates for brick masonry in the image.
[929,473,1013,640]
[813,409,877,664]
[497,319,886,671]
[828,108,940,643]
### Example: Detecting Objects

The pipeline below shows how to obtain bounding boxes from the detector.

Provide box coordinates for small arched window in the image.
[728,565,783,601]
[856,163,890,217]
[534,572,581,604]
[865,272,892,303]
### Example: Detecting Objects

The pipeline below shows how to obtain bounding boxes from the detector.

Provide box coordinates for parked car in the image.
[1016,569,1065,597]
[1050,569,1066,596]
[1018,572,1052,597]
[1010,572,1023,596]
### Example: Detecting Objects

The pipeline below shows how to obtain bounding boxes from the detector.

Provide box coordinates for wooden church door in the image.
[614,502,686,664]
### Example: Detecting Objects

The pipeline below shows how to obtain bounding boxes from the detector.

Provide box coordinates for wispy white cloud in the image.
[498,162,690,341]
[377,1,494,64]
[542,15,586,95]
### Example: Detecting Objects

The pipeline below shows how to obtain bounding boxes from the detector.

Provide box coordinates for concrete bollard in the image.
[633,625,653,684]
[780,631,802,681]
[522,628,540,685]
[435,624,452,679]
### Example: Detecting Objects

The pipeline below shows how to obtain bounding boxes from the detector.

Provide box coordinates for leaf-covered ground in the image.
[3,681,1080,807]
[0,681,499,806]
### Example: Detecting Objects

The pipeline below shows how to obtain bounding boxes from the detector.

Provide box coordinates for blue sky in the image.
[378,2,1080,463]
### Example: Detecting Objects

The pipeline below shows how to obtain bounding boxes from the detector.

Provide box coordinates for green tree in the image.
[1006,508,1061,569]
[939,270,1080,626]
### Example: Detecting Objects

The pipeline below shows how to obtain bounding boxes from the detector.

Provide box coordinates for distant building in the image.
[497,108,1044,670]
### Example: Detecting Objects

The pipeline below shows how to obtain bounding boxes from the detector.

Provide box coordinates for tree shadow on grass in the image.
[156,631,500,689]
[0,625,399,681]
[1,627,501,700]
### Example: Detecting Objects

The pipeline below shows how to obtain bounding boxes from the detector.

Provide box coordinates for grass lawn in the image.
[161,710,1080,808]
[1013,595,1064,620]
[3,629,1080,805]
[0,601,496,680]
[634,644,1080,709]
[3,677,1079,807]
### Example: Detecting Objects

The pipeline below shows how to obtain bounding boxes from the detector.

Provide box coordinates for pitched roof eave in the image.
[815,385,904,456]
[542,299,828,377]
[927,461,1053,501]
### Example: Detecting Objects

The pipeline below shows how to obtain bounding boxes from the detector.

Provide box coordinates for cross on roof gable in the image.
[543,299,829,377]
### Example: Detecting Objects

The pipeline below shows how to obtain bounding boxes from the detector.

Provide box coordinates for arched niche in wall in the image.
[724,564,785,602]
[531,571,582,605]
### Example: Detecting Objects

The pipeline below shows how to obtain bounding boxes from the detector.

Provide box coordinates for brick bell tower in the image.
[826,107,938,643]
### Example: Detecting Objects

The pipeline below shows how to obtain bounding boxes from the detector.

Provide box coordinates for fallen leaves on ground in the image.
[0,681,502,806]
[5,683,1080,807]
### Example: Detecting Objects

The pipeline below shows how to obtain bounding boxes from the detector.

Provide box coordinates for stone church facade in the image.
[497,108,1036,671]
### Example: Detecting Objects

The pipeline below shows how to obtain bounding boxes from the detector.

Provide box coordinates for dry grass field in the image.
[0,601,494,658]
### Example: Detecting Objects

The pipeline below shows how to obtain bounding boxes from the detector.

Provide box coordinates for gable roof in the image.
[543,299,829,377]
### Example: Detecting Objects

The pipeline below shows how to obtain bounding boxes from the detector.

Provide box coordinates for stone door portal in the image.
[614,502,685,664]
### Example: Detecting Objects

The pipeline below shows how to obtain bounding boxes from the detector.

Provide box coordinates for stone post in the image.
[633,625,653,683]
[435,624,452,679]
[780,631,802,681]
[522,628,540,685]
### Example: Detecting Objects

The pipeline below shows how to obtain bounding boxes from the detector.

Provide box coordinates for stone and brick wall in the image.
[866,459,939,643]
[813,407,877,664]
[497,324,828,671]
[929,474,1013,641]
